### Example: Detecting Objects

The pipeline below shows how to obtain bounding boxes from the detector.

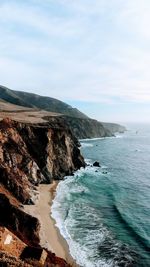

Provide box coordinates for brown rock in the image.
[0,118,85,203]
[0,193,40,246]
[0,117,85,266]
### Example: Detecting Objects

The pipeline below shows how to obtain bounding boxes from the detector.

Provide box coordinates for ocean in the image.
[51,124,150,267]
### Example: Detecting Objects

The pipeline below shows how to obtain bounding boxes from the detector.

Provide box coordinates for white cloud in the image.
[0,0,150,108]
[0,2,85,38]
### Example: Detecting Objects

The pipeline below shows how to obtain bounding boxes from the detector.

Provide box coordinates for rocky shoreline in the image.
[0,117,85,266]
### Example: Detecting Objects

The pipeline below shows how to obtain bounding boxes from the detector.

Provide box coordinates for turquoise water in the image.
[52,124,150,267]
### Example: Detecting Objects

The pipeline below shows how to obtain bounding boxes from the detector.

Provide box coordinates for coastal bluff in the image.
[0,117,85,266]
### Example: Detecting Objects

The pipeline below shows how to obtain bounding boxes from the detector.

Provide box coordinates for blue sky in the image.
[0,0,150,123]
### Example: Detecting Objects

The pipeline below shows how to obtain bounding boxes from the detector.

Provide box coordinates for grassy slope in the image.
[0,85,125,137]
[0,85,88,119]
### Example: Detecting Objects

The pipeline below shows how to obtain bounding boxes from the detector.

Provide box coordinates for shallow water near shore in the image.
[52,124,150,267]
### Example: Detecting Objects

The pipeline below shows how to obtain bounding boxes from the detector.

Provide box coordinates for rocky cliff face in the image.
[0,193,70,267]
[101,122,126,134]
[0,193,40,246]
[0,118,85,204]
[0,117,85,266]
[62,116,113,139]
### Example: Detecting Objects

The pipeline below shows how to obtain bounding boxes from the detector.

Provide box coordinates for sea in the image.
[51,124,150,267]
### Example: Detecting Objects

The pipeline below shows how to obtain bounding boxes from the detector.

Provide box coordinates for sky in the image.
[0,0,150,123]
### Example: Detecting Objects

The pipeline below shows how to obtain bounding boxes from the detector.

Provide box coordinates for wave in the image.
[80,137,106,141]
[85,158,92,164]
[51,173,113,267]
[80,143,94,148]
[52,191,114,266]
[51,169,138,267]
[113,203,150,252]
[115,134,124,138]
[79,136,116,141]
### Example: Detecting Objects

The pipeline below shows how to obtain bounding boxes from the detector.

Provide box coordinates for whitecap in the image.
[51,171,117,267]
[80,143,94,148]
[85,158,93,165]
[79,136,115,141]
[115,134,124,138]
[52,189,115,267]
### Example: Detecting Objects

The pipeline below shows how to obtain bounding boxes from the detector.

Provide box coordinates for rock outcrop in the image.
[93,161,100,167]
[0,118,85,204]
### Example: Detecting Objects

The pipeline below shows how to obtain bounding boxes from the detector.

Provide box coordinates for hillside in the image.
[0,85,126,138]
[0,85,88,119]
[60,116,113,139]
[102,122,126,134]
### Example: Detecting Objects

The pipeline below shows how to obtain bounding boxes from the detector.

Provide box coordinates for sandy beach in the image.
[24,181,77,266]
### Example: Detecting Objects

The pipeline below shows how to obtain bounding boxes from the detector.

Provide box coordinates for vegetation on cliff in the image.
[0,85,87,119]
[0,85,126,138]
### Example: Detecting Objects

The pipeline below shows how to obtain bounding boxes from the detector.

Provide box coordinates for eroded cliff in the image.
[0,117,85,267]
[0,117,85,203]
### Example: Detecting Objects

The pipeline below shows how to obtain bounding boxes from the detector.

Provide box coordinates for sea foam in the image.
[51,167,128,267]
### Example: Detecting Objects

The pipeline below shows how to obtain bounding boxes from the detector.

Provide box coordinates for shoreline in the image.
[24,181,78,266]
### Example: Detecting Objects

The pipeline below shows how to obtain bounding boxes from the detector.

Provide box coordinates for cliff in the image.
[0,117,85,266]
[0,117,85,204]
[62,116,113,139]
[101,122,127,134]
[0,193,40,246]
